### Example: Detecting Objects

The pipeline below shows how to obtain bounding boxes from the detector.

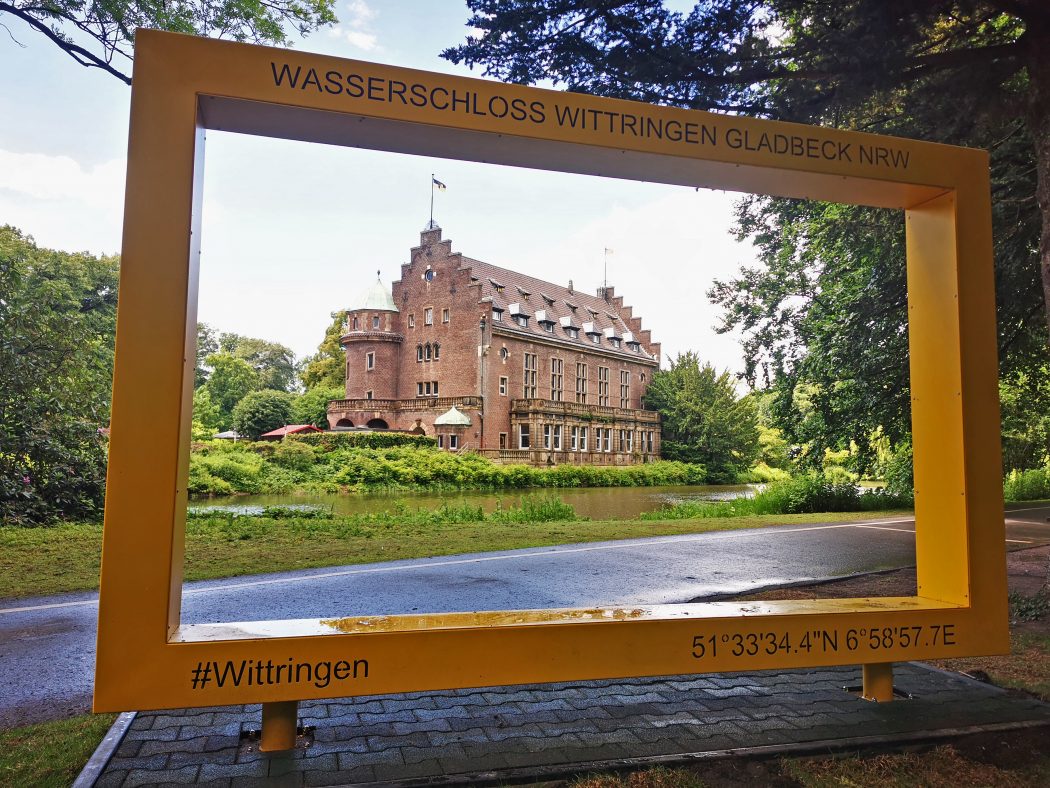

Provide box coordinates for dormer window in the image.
[565,301,578,312]
[515,314,529,327]
[544,322,554,332]
[489,278,505,294]
[541,293,555,306]
[492,308,503,322]
[566,327,580,339]
[610,337,621,349]
[517,286,531,301]
[591,334,601,344]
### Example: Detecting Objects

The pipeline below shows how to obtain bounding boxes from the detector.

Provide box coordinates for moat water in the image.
[191,484,756,521]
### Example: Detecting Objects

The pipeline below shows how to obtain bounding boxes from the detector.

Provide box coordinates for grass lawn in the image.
[0,713,117,788]
[0,509,910,600]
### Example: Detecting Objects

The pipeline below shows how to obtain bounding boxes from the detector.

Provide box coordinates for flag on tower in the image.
[432,177,447,191]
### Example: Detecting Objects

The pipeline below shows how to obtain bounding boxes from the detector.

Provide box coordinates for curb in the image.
[71,711,136,788]
[347,718,1050,787]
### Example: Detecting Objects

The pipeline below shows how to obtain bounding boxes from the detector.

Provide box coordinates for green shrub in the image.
[1008,590,1049,622]
[737,462,790,483]
[193,452,264,494]
[271,441,316,471]
[232,389,293,441]
[641,473,911,520]
[490,494,579,523]
[884,442,914,498]
[1003,467,1050,502]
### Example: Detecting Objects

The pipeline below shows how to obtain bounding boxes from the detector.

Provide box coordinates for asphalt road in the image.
[2,506,1048,729]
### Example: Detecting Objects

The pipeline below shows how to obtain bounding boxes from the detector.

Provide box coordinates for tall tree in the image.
[301,312,346,391]
[201,352,260,427]
[444,2,1049,340]
[642,352,759,482]
[0,225,118,523]
[217,332,298,392]
[1,0,336,85]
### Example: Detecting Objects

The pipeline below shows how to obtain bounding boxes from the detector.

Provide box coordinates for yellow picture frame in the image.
[95,29,1007,712]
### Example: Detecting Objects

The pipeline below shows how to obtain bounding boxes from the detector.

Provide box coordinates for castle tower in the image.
[341,273,402,406]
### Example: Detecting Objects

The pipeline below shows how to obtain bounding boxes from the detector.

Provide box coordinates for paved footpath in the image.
[91,663,1050,787]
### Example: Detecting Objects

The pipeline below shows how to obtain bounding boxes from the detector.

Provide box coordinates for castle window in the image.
[424,307,433,325]
[372,315,380,329]
[610,337,621,349]
[598,367,609,406]
[570,426,579,451]
[543,424,551,449]
[565,327,579,339]
[425,343,432,361]
[352,316,359,330]
[579,427,588,451]
[519,424,530,449]
[449,434,458,450]
[433,380,439,394]
[433,343,440,360]
[552,425,562,451]
[499,376,508,396]
[417,344,423,362]
[425,269,436,282]
[492,308,503,322]
[620,370,630,408]
[437,435,444,448]
[366,352,375,370]
[591,334,600,344]
[409,314,415,328]
[550,358,563,401]
[543,321,554,333]
[417,382,424,396]
[515,314,529,327]
[523,353,537,398]
[442,308,450,323]
[575,363,587,404]
[499,347,509,360]
[366,390,373,400]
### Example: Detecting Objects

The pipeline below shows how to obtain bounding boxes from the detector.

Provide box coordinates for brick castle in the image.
[327,224,662,464]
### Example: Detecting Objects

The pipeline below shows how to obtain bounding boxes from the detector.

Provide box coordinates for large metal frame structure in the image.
[96,30,1007,747]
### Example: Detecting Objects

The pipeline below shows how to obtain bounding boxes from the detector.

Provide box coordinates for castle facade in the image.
[327,225,661,465]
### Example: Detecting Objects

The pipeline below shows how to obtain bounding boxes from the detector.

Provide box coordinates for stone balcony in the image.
[509,398,660,424]
[328,395,484,414]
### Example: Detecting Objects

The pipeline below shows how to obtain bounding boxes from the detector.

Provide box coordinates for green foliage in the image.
[191,386,223,440]
[301,312,346,390]
[1009,591,1050,623]
[231,389,293,440]
[187,504,332,519]
[195,323,218,388]
[0,226,117,524]
[184,439,707,497]
[2,0,337,84]
[641,473,911,520]
[489,494,578,523]
[642,352,759,482]
[202,352,260,426]
[1004,467,1050,503]
[218,331,299,392]
[883,442,915,499]
[737,462,790,484]
[288,431,437,450]
[757,425,791,470]
[291,384,344,429]
[1001,367,1050,472]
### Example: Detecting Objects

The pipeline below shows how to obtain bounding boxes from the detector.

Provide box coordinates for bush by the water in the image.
[187,439,706,497]
[1004,467,1050,502]
[640,473,912,520]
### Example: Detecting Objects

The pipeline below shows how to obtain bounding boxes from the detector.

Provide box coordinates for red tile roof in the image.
[260,424,323,438]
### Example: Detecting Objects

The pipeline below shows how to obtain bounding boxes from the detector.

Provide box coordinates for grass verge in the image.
[0,713,117,788]
[0,508,910,599]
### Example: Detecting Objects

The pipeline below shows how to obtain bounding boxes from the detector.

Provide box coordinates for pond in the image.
[189,484,756,521]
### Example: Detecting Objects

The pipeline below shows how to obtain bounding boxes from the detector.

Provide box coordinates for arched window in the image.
[433,343,440,360]
[366,418,389,430]
[424,343,432,361]
[416,344,423,362]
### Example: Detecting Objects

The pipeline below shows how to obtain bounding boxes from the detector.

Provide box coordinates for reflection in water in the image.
[189,484,755,521]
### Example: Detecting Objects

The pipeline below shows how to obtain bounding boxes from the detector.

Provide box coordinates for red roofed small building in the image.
[259,424,323,441]
[327,224,661,465]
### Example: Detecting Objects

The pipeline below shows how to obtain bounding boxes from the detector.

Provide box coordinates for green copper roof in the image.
[354,274,398,312]
[434,406,472,427]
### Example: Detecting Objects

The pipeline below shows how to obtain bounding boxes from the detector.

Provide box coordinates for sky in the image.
[0,1,758,375]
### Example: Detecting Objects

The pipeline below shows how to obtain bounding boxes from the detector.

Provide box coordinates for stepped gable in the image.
[461,257,657,361]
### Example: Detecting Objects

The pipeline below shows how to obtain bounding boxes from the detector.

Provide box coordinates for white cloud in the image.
[330,0,382,52]
[0,149,125,253]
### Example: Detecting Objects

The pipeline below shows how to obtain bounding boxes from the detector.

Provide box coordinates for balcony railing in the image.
[510,399,660,423]
[328,396,484,413]
[475,448,654,466]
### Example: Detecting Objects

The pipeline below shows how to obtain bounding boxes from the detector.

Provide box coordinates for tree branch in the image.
[0,2,131,84]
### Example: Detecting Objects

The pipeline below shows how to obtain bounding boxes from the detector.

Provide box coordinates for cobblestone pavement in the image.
[92,663,1050,787]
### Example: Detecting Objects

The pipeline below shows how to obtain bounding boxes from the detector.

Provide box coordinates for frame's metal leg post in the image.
[862,662,894,702]
[259,701,299,751]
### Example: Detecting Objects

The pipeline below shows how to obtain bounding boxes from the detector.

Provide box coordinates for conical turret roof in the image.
[353,272,398,312]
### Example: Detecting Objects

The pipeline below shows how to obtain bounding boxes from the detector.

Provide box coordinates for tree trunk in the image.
[1028,22,1050,342]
